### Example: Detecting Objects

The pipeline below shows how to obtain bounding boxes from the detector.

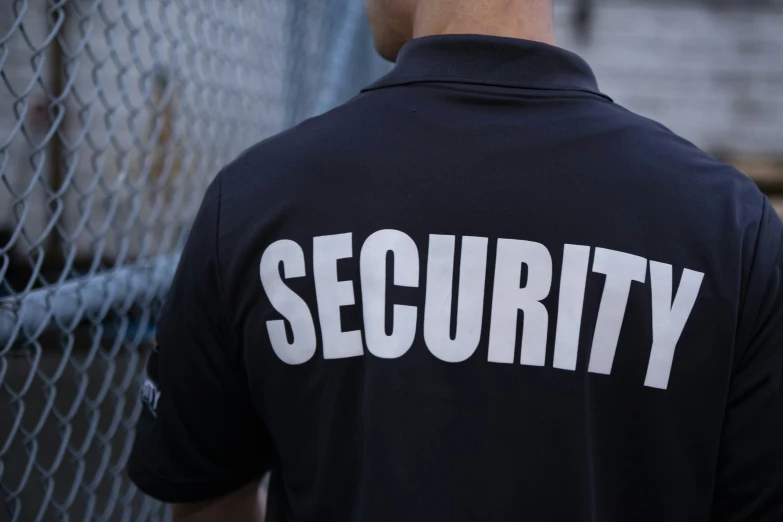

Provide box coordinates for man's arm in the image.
[128,176,274,516]
[171,480,264,522]
[710,199,783,520]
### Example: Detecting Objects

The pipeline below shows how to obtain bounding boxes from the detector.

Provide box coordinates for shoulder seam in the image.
[735,194,773,370]
[213,173,233,333]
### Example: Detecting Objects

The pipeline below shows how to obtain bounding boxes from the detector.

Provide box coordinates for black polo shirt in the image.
[129,35,783,521]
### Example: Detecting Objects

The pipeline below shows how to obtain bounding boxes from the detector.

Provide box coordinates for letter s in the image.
[260,240,317,364]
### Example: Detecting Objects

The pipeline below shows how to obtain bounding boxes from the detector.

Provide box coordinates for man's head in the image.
[365,0,556,62]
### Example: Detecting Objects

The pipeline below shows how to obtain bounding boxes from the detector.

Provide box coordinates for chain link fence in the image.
[0,1,386,520]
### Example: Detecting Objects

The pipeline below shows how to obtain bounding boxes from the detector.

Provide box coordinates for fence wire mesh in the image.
[0,1,385,520]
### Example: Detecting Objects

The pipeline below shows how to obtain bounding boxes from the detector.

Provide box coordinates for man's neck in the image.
[412,0,556,46]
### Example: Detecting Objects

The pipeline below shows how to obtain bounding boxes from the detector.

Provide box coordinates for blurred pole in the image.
[46,1,68,266]
[284,0,308,128]
[573,0,593,44]
[313,0,366,115]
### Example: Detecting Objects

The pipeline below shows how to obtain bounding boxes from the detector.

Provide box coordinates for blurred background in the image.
[0,0,781,520]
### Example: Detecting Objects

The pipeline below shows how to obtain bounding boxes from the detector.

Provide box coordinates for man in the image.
[128,0,783,521]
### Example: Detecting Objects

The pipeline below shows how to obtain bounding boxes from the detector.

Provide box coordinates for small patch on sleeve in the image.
[140,378,161,417]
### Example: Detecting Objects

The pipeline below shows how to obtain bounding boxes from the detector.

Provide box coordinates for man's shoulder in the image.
[216,95,374,199]
[211,95,379,237]
[591,100,765,217]
[607,102,749,178]
[226,95,373,172]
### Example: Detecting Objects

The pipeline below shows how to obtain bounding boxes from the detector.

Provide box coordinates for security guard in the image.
[129,1,783,521]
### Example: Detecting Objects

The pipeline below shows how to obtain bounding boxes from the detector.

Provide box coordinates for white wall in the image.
[556,1,783,157]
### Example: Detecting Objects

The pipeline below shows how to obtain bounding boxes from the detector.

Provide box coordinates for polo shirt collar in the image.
[363,34,611,101]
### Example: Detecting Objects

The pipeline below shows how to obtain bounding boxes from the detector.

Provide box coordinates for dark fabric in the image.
[129,35,783,521]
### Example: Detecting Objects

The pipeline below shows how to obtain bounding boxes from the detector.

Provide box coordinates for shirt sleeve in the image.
[711,198,783,521]
[128,175,274,503]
